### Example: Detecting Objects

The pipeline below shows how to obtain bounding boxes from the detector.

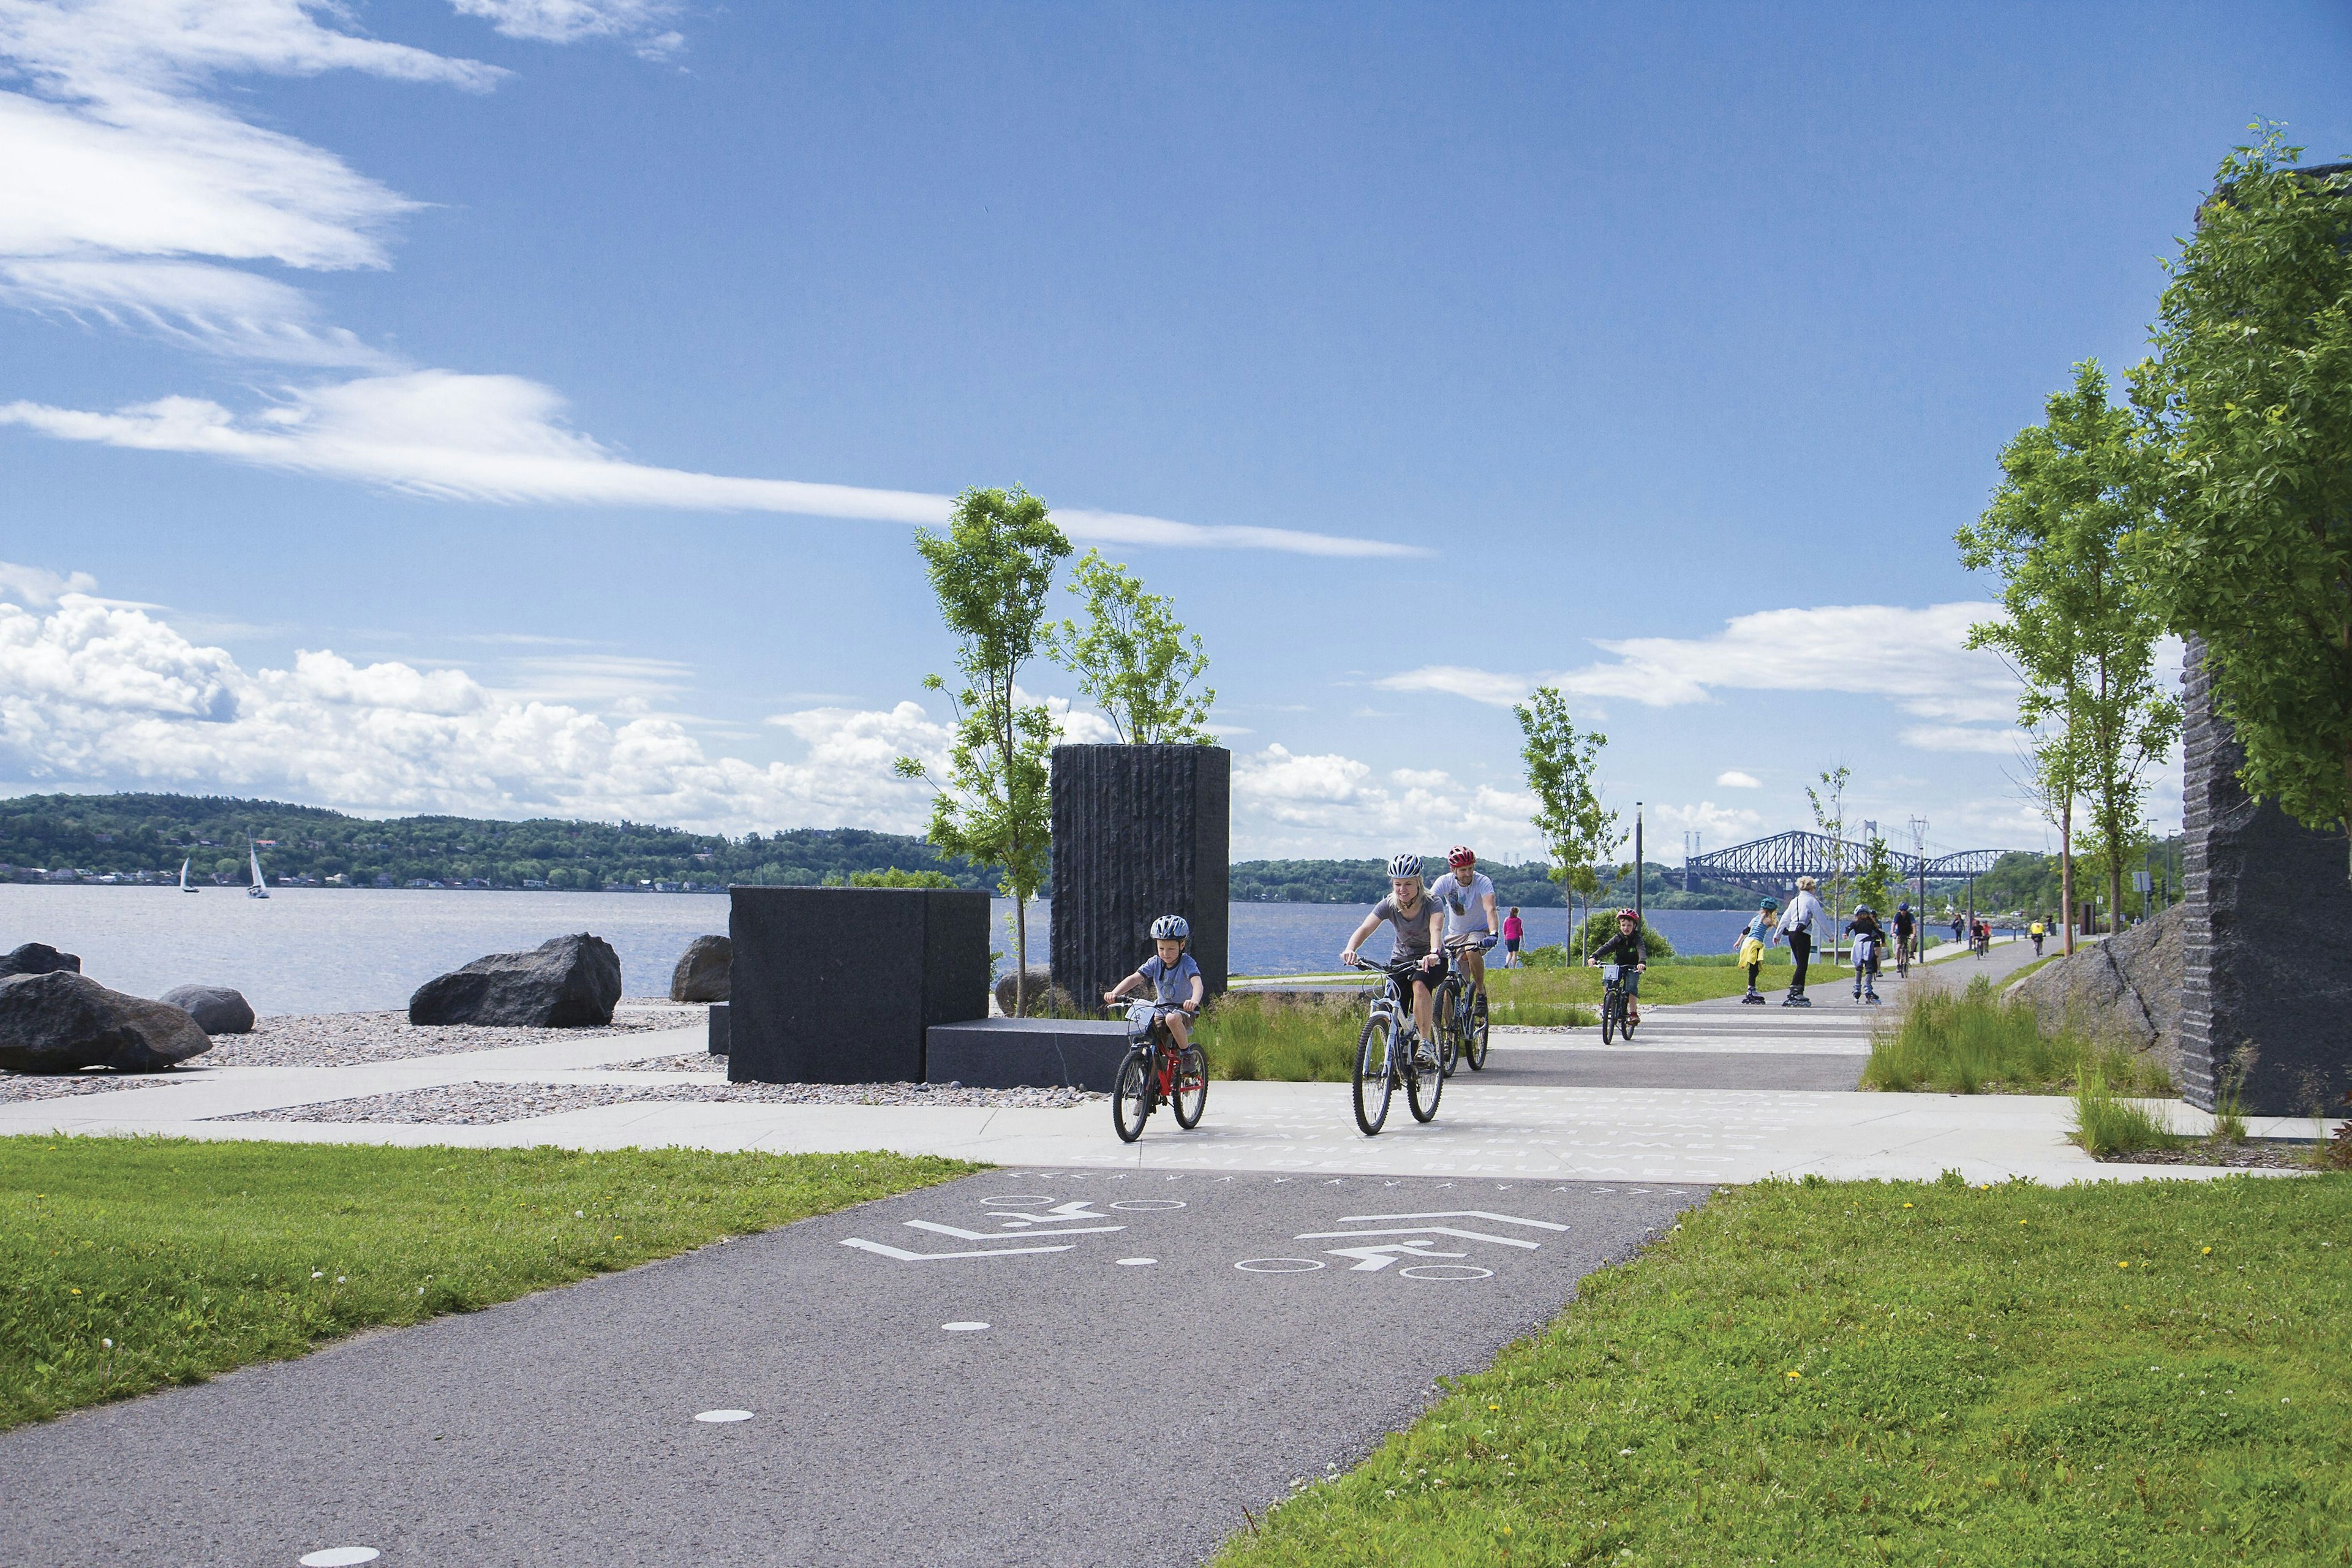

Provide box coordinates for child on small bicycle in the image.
[1585,907,1646,1027]
[1104,914,1204,1048]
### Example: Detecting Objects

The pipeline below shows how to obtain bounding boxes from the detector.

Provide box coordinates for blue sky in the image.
[2,1,2348,862]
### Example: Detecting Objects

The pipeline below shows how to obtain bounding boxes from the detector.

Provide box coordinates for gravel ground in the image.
[0,1072,187,1103]
[211,1078,1102,1125]
[196,1000,706,1068]
[2100,1139,2326,1169]
[619,1051,732,1072]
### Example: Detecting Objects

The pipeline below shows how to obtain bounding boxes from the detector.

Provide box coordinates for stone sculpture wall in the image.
[2179,638,2352,1114]
[1049,744,1231,1012]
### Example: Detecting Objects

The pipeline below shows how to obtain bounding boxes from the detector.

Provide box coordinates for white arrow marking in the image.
[987,1201,1117,1226]
[840,1238,1076,1262]
[903,1219,1125,1240]
[1324,1240,1468,1272]
[1295,1227,1542,1250]
[1336,1210,1571,1231]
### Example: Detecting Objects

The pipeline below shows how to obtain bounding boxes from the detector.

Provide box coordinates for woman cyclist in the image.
[1340,853,1447,1067]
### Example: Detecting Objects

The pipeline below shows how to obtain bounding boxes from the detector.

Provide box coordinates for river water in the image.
[0,886,1757,1016]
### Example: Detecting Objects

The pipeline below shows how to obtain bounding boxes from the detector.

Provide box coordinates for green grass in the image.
[1863,977,2174,1095]
[0,1137,973,1431]
[1216,1173,2352,1567]
[1197,992,1363,1080]
[2072,1069,2188,1158]
[1492,959,1856,1010]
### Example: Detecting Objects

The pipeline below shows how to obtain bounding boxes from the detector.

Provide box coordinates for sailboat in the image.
[246,839,270,900]
[179,857,198,893]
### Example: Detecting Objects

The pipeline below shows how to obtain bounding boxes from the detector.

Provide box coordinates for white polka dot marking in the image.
[943,1321,989,1332]
[694,1409,754,1423]
[1115,1257,1156,1267]
[300,1550,380,1567]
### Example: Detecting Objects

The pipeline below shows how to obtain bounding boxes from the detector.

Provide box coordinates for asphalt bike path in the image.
[0,1167,1702,1568]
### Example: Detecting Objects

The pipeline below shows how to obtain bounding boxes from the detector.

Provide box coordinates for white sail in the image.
[179,856,196,892]
[247,840,270,899]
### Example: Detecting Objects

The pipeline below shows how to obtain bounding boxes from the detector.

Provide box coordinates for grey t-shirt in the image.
[1137,952,1202,1006]
[1371,892,1440,962]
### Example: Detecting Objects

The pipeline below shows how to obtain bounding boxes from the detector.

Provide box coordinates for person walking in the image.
[1501,907,1524,968]
[1777,876,1825,1008]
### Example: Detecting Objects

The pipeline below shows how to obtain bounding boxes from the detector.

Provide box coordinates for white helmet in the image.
[1387,852,1423,880]
[1149,914,1189,940]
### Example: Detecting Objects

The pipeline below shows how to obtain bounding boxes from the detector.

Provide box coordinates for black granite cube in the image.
[2180,639,2352,1115]
[1051,744,1230,1013]
[727,887,989,1084]
[925,1017,1133,1091]
[707,1001,729,1055]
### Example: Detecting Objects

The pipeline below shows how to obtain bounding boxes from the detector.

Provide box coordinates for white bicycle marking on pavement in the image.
[840,1238,1077,1262]
[1336,1210,1570,1231]
[1323,1240,1469,1272]
[1294,1226,1542,1250]
[903,1219,1126,1240]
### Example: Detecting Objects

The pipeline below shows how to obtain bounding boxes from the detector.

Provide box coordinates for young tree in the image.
[894,486,1072,1014]
[1046,549,1216,743]
[2010,723,2085,954]
[1854,832,1897,919]
[2133,130,2352,880]
[1512,685,1618,963]
[1806,767,1852,960]
[1959,360,2181,932]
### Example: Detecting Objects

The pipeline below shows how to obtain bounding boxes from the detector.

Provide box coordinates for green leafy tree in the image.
[894,486,1072,1013]
[1512,686,1618,962]
[1805,766,1853,958]
[1854,832,1897,919]
[2132,129,2352,880]
[1959,360,2180,932]
[1047,549,1216,744]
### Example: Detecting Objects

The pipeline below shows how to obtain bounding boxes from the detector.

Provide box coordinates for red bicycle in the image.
[1110,998,1207,1142]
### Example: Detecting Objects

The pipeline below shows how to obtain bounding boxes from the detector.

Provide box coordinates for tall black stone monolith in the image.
[1050,744,1229,1011]
[2180,638,2352,1115]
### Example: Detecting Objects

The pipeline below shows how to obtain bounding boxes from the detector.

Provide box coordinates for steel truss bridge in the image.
[1684,831,2002,892]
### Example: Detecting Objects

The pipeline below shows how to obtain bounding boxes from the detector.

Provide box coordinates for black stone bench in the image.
[925,1017,1131,1092]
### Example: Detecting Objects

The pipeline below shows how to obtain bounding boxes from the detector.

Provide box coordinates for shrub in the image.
[1863,976,2171,1095]
[2073,1066,2185,1157]
[1573,910,1678,959]
[1195,992,1361,1082]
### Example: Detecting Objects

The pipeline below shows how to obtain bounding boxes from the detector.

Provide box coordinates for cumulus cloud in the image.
[1231,746,1540,859]
[1378,602,2026,753]
[1716,769,1761,788]
[1641,799,1765,848]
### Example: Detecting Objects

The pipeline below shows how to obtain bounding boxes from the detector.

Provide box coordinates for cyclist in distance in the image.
[1103,914,1204,1050]
[1341,853,1447,1061]
[1891,901,1917,965]
[1430,845,1501,997]
[2029,916,2046,957]
[1585,907,1648,1027]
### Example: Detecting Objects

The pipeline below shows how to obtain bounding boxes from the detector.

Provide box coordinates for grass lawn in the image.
[1864,978,2173,1096]
[1492,957,1857,1010]
[0,1137,974,1431]
[1217,1173,2352,1567]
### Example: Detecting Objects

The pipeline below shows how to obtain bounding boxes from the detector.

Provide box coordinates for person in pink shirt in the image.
[1501,907,1525,968]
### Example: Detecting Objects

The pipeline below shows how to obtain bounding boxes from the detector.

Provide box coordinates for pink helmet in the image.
[1447,845,1476,869]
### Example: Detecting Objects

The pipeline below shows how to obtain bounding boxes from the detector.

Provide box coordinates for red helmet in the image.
[1616,907,1638,921]
[1447,845,1476,869]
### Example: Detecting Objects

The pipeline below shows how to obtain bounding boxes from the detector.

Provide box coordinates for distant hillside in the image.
[1232,858,1763,909]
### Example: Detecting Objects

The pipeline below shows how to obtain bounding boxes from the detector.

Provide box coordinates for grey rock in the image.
[2007,902,2185,1076]
[0,971,211,1073]
[161,984,256,1036]
[669,935,731,1002]
[1,943,81,978]
[993,965,1072,1017]
[408,934,622,1028]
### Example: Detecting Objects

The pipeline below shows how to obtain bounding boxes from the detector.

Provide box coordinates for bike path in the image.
[0,1169,1700,1568]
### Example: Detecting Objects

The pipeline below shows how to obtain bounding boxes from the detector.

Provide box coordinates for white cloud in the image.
[1716,769,1761,788]
[0,559,97,607]
[1231,745,1539,859]
[450,0,685,58]
[1379,602,2026,753]
[0,372,1420,555]
[1641,799,1765,847]
[0,257,396,366]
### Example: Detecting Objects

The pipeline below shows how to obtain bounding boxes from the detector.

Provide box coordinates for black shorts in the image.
[1503,938,1520,953]
[1398,951,1447,993]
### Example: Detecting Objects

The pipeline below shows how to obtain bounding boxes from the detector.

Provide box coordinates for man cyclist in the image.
[1341,853,1446,1067]
[1585,907,1648,1027]
[1891,902,1917,968]
[2029,916,2046,957]
[1428,845,1501,997]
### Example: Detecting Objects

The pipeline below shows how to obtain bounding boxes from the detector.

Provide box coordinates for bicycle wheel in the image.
[1436,989,1460,1077]
[1621,991,1638,1040]
[1407,1029,1444,1122]
[1465,989,1489,1070]
[1599,985,1618,1045]
[1112,1049,1153,1143]
[1171,1044,1208,1129]
[1352,1015,1395,1136]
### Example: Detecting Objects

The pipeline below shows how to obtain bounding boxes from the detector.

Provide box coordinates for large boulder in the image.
[993,965,1075,1017]
[409,933,622,1027]
[2007,902,2185,1076]
[669,935,731,1002]
[161,984,256,1036]
[1,943,81,978]
[0,971,211,1073]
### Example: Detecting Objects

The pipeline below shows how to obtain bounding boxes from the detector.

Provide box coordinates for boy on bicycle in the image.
[1585,907,1647,1027]
[1104,914,1204,1050]
[1430,845,1501,996]
[1341,853,1446,1061]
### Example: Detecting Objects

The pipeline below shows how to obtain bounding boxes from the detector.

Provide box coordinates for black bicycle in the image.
[1593,961,1642,1044]
[1344,954,1443,1135]
[1431,934,1492,1076]
[1109,997,1207,1144]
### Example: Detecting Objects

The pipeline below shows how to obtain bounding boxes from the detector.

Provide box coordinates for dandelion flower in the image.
[1787,1371,1801,1379]
[69,1287,80,1295]
[2117,1261,2130,1269]
[1902,1202,1913,1209]
[2201,1246,2212,1256]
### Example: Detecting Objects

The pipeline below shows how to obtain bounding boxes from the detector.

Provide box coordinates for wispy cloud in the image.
[0,371,1422,555]
[450,0,685,59]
